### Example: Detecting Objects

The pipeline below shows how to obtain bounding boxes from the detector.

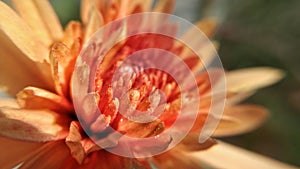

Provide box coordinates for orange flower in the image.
[0,0,289,169]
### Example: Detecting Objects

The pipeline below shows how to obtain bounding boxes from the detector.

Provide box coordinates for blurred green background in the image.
[30,0,300,167]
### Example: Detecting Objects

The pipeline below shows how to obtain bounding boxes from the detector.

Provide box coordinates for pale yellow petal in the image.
[191,141,300,169]
[0,107,70,141]
[16,86,73,113]
[0,98,19,108]
[213,105,269,137]
[0,136,43,169]
[226,67,285,93]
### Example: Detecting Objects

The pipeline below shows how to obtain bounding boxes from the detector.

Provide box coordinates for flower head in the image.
[0,0,284,169]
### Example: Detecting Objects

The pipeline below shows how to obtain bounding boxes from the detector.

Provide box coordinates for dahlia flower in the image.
[0,0,294,169]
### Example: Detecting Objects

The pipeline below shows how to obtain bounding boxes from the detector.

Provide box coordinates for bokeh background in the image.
[2,0,299,167]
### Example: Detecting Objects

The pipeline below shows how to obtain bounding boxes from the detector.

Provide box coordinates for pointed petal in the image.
[11,0,63,46]
[32,0,64,41]
[0,136,42,169]
[154,0,175,13]
[16,87,73,113]
[81,0,105,25]
[191,141,300,169]
[20,141,70,169]
[84,5,104,42]
[10,0,51,46]
[213,105,269,137]
[0,2,54,95]
[0,107,70,141]
[0,1,48,62]
[175,135,216,152]
[195,18,218,38]
[62,21,83,48]
[226,67,285,93]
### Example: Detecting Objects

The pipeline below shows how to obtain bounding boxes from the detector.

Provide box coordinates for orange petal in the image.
[19,141,70,169]
[84,5,104,43]
[62,21,83,49]
[0,136,42,169]
[65,121,86,164]
[49,42,77,97]
[0,107,70,141]
[16,86,73,113]
[175,134,216,152]
[116,117,165,138]
[127,0,152,13]
[11,0,63,47]
[32,0,64,41]
[0,2,54,95]
[81,0,106,25]
[0,1,48,62]
[191,141,300,169]
[213,105,269,137]
[226,67,285,93]
[195,18,218,38]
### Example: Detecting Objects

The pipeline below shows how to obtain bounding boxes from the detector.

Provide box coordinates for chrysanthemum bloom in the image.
[0,0,288,169]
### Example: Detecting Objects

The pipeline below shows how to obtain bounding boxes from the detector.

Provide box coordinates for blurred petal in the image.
[191,141,299,169]
[195,18,218,38]
[20,141,70,169]
[62,21,83,48]
[84,5,104,42]
[0,1,48,62]
[0,98,19,108]
[16,87,73,113]
[226,67,285,93]
[152,149,204,169]
[175,135,216,152]
[182,18,218,44]
[81,0,105,25]
[213,105,269,137]
[0,107,70,141]
[154,0,175,13]
[11,0,63,46]
[0,2,53,95]
[0,136,42,169]
[32,0,64,41]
